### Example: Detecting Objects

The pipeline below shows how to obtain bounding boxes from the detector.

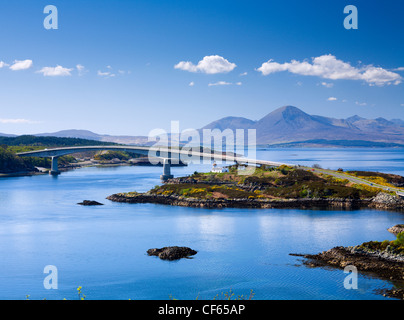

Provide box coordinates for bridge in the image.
[17,146,290,180]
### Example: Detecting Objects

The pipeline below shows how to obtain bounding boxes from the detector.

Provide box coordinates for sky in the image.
[0,0,403,136]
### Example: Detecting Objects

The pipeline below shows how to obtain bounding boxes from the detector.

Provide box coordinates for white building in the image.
[211,162,229,173]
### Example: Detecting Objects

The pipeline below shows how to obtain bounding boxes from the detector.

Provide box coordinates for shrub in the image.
[394,232,404,246]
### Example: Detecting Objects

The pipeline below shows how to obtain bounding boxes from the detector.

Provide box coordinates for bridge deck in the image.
[17,145,291,167]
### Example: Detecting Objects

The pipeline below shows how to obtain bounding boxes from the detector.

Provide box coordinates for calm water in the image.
[0,148,403,300]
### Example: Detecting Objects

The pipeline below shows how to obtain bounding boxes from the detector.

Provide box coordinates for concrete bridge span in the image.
[17,146,290,180]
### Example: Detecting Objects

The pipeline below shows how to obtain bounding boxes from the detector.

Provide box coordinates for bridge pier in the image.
[50,156,60,175]
[160,158,174,181]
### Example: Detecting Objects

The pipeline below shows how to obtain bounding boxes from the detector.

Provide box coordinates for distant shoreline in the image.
[0,158,182,178]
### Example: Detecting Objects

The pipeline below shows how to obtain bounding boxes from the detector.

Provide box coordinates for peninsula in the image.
[107,164,404,211]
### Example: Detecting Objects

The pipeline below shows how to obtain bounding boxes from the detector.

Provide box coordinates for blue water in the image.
[0,148,403,300]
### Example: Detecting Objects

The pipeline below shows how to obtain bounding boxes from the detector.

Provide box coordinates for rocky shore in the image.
[296,246,404,300]
[107,192,372,209]
[388,224,404,235]
[106,191,404,211]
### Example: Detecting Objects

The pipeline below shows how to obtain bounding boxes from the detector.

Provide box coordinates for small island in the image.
[107,164,404,211]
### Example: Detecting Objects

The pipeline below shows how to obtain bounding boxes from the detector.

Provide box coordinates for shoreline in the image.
[295,246,404,300]
[106,192,404,212]
[0,158,180,178]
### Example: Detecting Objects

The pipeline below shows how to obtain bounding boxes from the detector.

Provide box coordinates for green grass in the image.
[359,232,404,255]
[151,166,383,200]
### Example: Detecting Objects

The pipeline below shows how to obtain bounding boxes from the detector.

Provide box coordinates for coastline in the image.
[0,157,179,178]
[106,192,404,211]
[295,246,404,300]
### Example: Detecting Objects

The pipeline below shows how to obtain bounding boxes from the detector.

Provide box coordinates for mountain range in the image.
[2,106,404,147]
[202,106,404,146]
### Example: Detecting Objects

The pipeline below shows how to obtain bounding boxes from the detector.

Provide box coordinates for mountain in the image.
[34,129,150,145]
[201,117,256,131]
[202,106,404,146]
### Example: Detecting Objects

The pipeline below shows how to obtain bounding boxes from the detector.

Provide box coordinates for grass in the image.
[359,232,404,255]
[150,165,384,200]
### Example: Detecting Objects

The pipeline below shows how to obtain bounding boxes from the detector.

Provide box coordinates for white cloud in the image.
[175,55,236,74]
[257,54,402,86]
[208,81,242,86]
[189,81,195,87]
[76,64,87,76]
[355,101,367,106]
[327,97,337,101]
[37,65,73,76]
[97,70,115,77]
[0,61,9,68]
[9,59,33,71]
[395,67,404,71]
[0,118,37,124]
[240,72,248,76]
[208,81,232,86]
[321,82,334,88]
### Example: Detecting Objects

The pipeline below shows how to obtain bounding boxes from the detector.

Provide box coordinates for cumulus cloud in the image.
[0,61,9,68]
[9,59,33,71]
[395,67,404,71]
[175,55,236,74]
[257,54,402,86]
[37,65,73,76]
[355,101,367,106]
[327,97,337,101]
[189,81,195,87]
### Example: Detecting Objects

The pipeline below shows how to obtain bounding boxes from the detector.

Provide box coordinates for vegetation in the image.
[0,135,116,173]
[94,150,132,161]
[347,171,404,188]
[359,232,404,256]
[150,165,383,200]
[0,147,35,173]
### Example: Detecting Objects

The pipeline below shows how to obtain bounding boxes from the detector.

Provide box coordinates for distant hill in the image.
[34,129,150,145]
[0,133,17,137]
[201,117,256,131]
[0,135,118,147]
[202,106,404,147]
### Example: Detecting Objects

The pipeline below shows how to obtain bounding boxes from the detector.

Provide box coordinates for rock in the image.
[147,246,197,260]
[388,224,404,235]
[78,200,104,206]
[372,192,402,205]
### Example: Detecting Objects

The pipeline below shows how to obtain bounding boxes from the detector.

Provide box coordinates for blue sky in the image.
[0,0,403,135]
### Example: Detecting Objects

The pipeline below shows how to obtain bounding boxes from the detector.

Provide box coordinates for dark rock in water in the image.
[147,246,197,260]
[78,200,104,206]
